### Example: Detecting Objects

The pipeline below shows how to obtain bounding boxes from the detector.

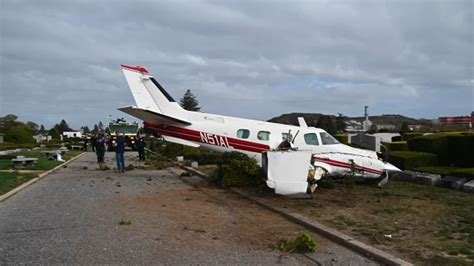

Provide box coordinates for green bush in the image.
[381,141,408,152]
[184,152,223,165]
[449,168,474,180]
[402,133,424,141]
[386,151,438,170]
[334,134,348,144]
[407,132,474,167]
[0,142,37,151]
[391,135,402,142]
[5,126,34,143]
[212,152,264,187]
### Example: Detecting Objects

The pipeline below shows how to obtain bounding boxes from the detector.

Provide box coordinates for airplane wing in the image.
[118,106,192,126]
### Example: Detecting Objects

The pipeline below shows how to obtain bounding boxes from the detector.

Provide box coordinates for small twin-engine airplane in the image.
[119,64,400,194]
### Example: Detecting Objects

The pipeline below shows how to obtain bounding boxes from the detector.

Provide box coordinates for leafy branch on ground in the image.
[276,231,318,253]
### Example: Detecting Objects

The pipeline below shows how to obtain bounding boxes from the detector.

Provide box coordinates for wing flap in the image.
[118,106,191,126]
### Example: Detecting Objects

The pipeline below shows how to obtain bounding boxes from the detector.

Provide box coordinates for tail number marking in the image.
[200,132,231,148]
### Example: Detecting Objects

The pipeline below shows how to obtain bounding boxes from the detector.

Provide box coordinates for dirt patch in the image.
[117,185,330,250]
[243,181,474,265]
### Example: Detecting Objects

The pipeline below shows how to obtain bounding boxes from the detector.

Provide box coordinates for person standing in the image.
[137,135,146,161]
[90,134,96,152]
[95,134,106,168]
[115,132,126,172]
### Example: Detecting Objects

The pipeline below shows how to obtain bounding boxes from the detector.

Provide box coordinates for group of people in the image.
[87,133,146,172]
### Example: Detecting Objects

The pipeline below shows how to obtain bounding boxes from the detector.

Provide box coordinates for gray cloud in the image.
[0,0,472,129]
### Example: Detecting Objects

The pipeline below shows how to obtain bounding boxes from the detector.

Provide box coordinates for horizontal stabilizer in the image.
[118,106,191,126]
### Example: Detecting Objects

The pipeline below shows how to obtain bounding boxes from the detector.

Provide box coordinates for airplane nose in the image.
[383,162,401,172]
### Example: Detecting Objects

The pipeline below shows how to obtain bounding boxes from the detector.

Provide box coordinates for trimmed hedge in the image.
[407,132,474,167]
[402,133,423,141]
[386,151,438,170]
[334,134,348,144]
[381,141,408,152]
[449,168,474,180]
[0,142,37,151]
[391,135,402,142]
[413,166,474,180]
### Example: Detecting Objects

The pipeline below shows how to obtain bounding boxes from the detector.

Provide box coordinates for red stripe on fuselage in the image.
[314,157,383,175]
[148,124,270,153]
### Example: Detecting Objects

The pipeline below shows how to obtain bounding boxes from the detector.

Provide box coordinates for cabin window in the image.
[320,132,340,145]
[237,129,250,139]
[304,133,319,145]
[281,133,290,141]
[257,131,270,141]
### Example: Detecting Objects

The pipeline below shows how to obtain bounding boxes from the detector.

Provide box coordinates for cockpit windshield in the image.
[320,132,340,145]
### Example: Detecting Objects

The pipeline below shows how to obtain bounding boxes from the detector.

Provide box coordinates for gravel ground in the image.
[0,152,376,265]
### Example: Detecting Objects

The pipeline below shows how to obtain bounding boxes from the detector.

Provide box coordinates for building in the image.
[62,131,83,138]
[438,112,474,128]
[362,105,373,131]
[33,134,52,143]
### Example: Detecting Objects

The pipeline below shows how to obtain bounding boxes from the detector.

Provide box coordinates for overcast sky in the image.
[1,0,472,129]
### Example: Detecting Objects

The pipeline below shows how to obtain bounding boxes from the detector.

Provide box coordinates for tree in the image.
[400,121,411,132]
[92,124,99,134]
[5,126,34,143]
[49,128,60,140]
[25,121,39,135]
[55,119,72,134]
[98,121,104,132]
[316,115,336,135]
[179,89,201,111]
[335,114,346,133]
[0,114,21,133]
[39,124,46,133]
[82,126,90,134]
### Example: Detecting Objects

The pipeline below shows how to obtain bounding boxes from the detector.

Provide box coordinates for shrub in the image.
[184,151,223,165]
[0,142,36,151]
[407,132,474,167]
[277,231,318,253]
[381,141,408,152]
[386,151,438,170]
[334,134,348,144]
[402,132,424,141]
[213,152,264,187]
[5,126,34,143]
[391,135,402,142]
[449,168,474,180]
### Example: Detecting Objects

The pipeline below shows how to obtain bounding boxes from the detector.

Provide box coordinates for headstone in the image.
[191,161,199,169]
[462,180,474,193]
[413,172,441,186]
[439,176,468,190]
[176,156,184,162]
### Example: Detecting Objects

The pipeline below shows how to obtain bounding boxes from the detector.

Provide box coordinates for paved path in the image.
[0,152,376,265]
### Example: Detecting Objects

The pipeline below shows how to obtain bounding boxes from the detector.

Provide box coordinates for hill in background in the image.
[268,113,433,130]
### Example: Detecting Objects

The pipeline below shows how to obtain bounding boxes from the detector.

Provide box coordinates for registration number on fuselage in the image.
[200,132,232,148]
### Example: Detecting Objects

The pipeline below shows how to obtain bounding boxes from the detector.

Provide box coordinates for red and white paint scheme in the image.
[119,65,400,190]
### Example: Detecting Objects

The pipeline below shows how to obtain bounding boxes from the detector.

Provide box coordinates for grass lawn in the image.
[0,172,38,195]
[0,150,83,196]
[244,180,474,265]
[0,151,83,171]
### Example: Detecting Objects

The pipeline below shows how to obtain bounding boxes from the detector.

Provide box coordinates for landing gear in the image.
[307,166,327,193]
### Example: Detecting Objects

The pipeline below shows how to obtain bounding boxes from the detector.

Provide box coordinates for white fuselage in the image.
[146,110,385,178]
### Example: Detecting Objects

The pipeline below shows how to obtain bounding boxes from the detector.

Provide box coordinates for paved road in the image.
[0,152,376,265]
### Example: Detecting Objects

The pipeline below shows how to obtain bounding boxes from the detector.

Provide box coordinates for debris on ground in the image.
[277,231,318,253]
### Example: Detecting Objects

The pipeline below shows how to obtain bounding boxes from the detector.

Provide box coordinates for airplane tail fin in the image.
[120,64,189,124]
